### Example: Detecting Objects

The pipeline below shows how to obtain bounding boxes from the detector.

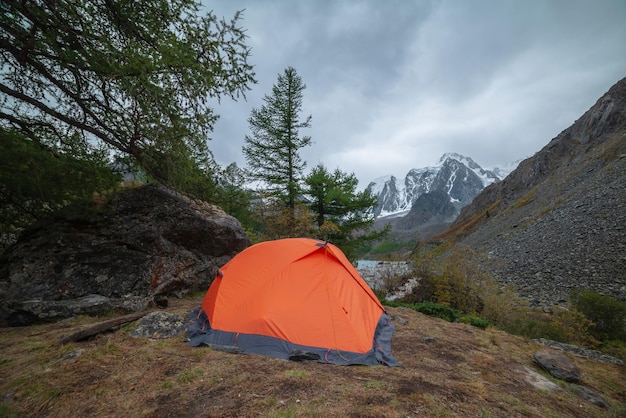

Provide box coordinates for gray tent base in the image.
[187,308,400,367]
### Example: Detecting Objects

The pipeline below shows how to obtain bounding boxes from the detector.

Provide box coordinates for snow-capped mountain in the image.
[485,158,523,181]
[366,153,515,218]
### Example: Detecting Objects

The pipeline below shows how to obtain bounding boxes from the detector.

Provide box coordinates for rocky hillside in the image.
[444,77,626,306]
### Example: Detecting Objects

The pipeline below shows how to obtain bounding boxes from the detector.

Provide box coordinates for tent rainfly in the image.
[187,238,400,366]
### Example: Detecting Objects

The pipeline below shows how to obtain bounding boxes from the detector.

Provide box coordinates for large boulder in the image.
[534,350,581,383]
[0,184,250,326]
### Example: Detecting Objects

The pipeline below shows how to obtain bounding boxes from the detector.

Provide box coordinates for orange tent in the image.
[188,238,399,366]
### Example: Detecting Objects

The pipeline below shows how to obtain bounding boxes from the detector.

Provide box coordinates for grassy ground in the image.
[1,296,624,417]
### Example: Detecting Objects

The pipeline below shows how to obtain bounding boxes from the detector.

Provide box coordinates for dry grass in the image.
[1,297,625,417]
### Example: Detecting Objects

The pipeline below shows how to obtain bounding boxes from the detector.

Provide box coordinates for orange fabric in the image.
[201,238,384,354]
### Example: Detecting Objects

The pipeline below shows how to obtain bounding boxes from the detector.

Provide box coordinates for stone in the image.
[393,316,407,326]
[130,312,187,339]
[569,384,610,408]
[534,350,581,382]
[0,184,250,325]
[518,366,561,392]
[61,349,85,360]
[533,338,625,366]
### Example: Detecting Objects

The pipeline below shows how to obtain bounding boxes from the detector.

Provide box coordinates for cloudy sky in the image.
[202,0,626,186]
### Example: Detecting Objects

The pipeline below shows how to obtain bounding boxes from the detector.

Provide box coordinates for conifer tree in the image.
[305,164,388,259]
[243,67,312,235]
[0,0,255,188]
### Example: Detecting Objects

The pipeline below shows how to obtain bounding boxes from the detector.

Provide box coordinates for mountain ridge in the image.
[367,153,518,219]
[366,153,519,243]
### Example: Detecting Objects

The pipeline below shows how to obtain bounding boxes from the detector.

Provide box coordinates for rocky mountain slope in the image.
[444,77,626,306]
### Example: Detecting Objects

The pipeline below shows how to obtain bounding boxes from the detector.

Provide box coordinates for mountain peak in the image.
[436,152,474,167]
[367,153,509,219]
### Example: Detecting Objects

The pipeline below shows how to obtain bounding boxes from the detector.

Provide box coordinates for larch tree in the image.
[0,0,256,188]
[243,66,312,236]
[0,127,121,253]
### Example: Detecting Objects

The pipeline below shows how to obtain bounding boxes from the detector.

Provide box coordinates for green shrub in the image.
[502,316,567,342]
[501,307,598,348]
[402,268,484,313]
[369,240,412,255]
[600,340,626,361]
[408,244,526,322]
[478,282,528,327]
[460,315,491,329]
[413,302,460,322]
[570,290,626,341]
[380,299,402,308]
[383,299,491,328]
[551,306,599,347]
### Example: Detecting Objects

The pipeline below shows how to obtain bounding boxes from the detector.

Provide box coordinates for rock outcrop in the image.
[534,350,581,382]
[0,184,250,325]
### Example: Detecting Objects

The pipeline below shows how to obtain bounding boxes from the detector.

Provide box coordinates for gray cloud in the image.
[204,0,626,186]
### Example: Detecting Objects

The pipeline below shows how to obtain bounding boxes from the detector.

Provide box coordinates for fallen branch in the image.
[56,310,151,345]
